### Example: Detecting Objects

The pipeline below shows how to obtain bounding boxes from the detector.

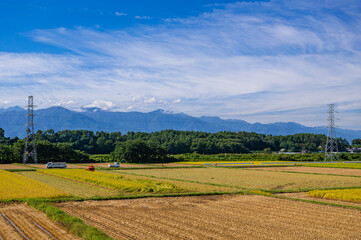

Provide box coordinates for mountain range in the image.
[0,106,360,142]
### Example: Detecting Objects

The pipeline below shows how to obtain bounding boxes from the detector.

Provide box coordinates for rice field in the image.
[308,188,361,203]
[57,195,361,240]
[301,163,361,169]
[118,168,361,191]
[38,169,183,193]
[0,170,69,200]
[18,171,118,198]
[177,161,293,165]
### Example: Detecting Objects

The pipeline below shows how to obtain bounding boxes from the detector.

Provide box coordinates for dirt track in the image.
[0,204,78,240]
[57,195,361,240]
[0,164,31,170]
[254,166,361,176]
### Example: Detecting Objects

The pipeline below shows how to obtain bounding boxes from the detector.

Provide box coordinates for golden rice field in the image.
[0,170,69,200]
[38,169,182,193]
[308,188,361,203]
[18,171,118,198]
[302,163,361,169]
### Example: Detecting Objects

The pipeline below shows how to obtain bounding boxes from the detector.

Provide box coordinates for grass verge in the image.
[5,169,36,172]
[26,199,114,240]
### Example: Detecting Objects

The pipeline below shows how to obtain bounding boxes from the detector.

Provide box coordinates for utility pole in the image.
[23,96,37,164]
[324,104,339,161]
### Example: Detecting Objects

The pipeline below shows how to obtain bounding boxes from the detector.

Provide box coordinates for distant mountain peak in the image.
[0,105,360,141]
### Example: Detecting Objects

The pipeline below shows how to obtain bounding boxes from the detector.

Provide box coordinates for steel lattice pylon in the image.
[23,96,37,164]
[324,104,339,161]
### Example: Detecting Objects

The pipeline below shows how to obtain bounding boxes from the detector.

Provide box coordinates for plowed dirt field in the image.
[0,204,78,240]
[57,195,361,240]
[253,166,361,176]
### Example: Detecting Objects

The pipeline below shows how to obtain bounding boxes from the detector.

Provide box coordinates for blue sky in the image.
[1,0,361,129]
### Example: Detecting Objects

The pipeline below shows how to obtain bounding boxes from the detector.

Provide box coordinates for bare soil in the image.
[0,204,78,240]
[0,164,32,170]
[277,192,361,208]
[253,166,361,176]
[57,194,361,240]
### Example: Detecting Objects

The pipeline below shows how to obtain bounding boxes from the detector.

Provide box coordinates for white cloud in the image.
[0,100,11,105]
[143,97,157,104]
[115,12,127,16]
[134,16,151,20]
[2,0,361,129]
[83,100,116,111]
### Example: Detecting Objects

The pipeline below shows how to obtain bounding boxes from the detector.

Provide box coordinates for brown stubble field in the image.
[251,166,361,176]
[57,194,361,240]
[0,204,79,240]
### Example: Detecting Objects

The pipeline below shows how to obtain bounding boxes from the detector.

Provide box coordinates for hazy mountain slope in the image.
[0,106,360,142]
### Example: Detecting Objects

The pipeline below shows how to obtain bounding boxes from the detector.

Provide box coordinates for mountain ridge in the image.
[0,106,360,142]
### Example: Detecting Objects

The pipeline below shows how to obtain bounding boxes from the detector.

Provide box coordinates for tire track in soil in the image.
[0,213,23,240]
[5,210,50,239]
[0,204,78,240]
[16,209,64,240]
[1,213,30,240]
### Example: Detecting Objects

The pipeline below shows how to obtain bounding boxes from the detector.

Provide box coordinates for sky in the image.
[1,0,361,129]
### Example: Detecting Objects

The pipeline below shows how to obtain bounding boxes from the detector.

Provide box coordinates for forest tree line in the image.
[0,128,357,164]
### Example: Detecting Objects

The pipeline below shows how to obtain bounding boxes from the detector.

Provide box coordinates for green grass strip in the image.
[5,169,36,172]
[26,199,114,240]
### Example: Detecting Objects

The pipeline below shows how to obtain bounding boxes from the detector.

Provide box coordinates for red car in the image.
[86,165,95,171]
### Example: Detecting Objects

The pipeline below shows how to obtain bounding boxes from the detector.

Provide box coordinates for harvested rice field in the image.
[251,166,361,176]
[119,168,361,191]
[57,195,361,240]
[0,204,78,240]
[277,192,361,208]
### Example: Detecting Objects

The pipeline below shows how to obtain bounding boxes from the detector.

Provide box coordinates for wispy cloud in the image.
[134,16,151,20]
[115,11,127,16]
[1,0,361,129]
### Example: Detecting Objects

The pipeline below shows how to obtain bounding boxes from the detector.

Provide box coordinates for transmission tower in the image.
[324,104,339,161]
[23,96,37,164]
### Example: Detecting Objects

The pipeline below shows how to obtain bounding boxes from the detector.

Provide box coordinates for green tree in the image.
[110,139,169,163]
